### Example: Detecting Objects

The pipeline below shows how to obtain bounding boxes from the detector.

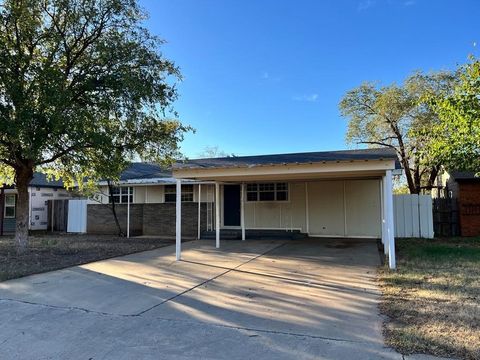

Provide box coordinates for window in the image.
[246,183,288,202]
[164,184,194,203]
[4,194,15,218]
[109,187,133,204]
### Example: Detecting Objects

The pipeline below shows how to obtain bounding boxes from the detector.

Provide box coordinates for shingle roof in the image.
[29,173,64,188]
[175,148,399,170]
[450,171,480,182]
[119,162,172,181]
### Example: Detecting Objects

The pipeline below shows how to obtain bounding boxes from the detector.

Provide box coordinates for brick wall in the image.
[87,204,144,236]
[87,203,209,238]
[458,182,480,236]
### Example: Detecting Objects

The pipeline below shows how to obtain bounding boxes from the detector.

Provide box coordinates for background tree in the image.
[420,57,480,173]
[197,145,233,158]
[339,71,456,194]
[0,0,190,252]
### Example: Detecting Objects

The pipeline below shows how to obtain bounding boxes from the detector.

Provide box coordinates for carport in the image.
[173,148,398,269]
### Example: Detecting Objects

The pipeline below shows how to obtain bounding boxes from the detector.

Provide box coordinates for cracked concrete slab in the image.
[0,238,410,359]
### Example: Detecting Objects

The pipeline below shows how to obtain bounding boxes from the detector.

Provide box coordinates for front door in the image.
[223,185,241,226]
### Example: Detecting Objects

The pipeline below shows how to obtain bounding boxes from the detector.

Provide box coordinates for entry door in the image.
[223,185,241,226]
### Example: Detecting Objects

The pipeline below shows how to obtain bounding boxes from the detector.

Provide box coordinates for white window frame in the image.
[246,182,289,202]
[165,184,194,203]
[108,187,134,204]
[4,194,16,218]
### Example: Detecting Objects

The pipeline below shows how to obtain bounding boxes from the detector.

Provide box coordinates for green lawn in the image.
[380,237,480,360]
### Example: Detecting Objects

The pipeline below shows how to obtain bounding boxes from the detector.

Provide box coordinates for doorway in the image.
[223,185,241,226]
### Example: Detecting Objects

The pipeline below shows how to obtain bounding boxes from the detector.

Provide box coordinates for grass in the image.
[379,237,480,360]
[0,234,175,282]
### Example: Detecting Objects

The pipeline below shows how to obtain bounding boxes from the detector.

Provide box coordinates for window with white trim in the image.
[246,183,288,202]
[4,194,16,218]
[109,187,133,204]
[164,184,194,203]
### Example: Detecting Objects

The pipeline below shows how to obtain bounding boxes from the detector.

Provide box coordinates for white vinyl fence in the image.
[394,194,434,238]
[67,200,88,233]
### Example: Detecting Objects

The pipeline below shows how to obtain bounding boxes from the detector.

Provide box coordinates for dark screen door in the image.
[223,185,241,226]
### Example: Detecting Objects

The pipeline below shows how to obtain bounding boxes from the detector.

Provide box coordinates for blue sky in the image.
[141,0,479,158]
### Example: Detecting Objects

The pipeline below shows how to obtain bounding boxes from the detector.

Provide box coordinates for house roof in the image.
[174,148,399,170]
[29,173,64,188]
[119,162,172,181]
[449,171,480,182]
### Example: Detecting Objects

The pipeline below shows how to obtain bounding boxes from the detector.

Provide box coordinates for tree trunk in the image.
[14,166,33,253]
[107,180,124,237]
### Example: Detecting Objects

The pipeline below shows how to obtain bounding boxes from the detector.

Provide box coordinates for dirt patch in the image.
[0,234,176,282]
[379,237,480,360]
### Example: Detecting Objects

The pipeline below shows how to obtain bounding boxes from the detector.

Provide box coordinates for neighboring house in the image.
[0,173,71,234]
[432,169,480,236]
[87,148,400,268]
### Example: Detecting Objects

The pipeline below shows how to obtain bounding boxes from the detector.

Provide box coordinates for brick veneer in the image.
[87,203,209,238]
[458,182,480,236]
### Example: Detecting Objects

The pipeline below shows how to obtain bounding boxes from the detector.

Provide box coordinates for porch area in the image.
[172,149,398,269]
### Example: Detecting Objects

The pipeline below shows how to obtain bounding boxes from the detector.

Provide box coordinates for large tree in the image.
[420,57,480,173]
[339,71,456,194]
[0,0,189,252]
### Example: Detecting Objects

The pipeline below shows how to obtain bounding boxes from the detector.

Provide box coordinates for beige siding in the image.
[195,184,215,203]
[135,187,146,203]
[344,179,381,237]
[238,179,381,238]
[308,181,345,236]
[144,185,164,203]
[243,182,306,231]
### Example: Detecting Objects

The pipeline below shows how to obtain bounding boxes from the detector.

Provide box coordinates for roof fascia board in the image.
[173,159,396,179]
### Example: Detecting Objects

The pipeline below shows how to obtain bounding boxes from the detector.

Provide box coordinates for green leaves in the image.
[0,0,190,183]
[420,57,480,174]
[339,71,457,193]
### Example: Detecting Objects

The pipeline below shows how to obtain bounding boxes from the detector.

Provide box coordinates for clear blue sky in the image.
[141,0,479,158]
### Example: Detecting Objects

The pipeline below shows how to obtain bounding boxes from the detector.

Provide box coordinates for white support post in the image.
[386,170,396,269]
[380,179,385,245]
[241,183,246,241]
[127,187,130,238]
[176,179,182,260]
[197,184,201,240]
[305,182,309,234]
[382,175,389,255]
[215,182,220,248]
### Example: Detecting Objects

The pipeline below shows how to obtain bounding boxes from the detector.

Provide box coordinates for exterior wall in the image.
[87,204,144,236]
[344,180,381,237]
[143,203,208,237]
[94,184,214,204]
[308,181,345,236]
[29,187,71,230]
[223,179,382,238]
[242,182,306,231]
[87,202,208,238]
[458,182,480,236]
[1,187,71,232]
[87,180,382,239]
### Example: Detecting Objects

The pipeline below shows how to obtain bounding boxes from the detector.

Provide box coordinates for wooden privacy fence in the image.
[393,194,434,238]
[432,198,460,237]
[47,199,69,232]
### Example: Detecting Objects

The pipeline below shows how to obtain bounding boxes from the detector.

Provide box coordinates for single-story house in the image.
[432,169,480,236]
[87,148,400,268]
[0,173,71,234]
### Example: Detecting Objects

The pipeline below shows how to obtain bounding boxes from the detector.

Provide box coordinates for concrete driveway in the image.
[0,238,401,359]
